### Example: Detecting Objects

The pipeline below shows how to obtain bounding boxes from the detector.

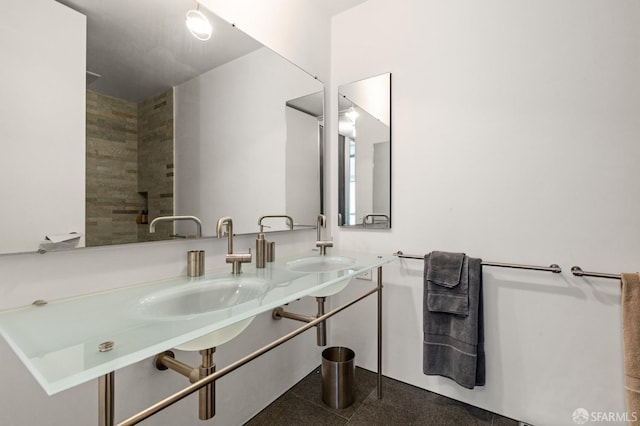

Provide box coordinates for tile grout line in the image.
[345,386,378,424]
[289,392,348,422]
[294,392,353,421]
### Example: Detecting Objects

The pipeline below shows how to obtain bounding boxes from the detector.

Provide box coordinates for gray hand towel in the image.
[427,251,465,287]
[426,251,469,316]
[423,253,485,389]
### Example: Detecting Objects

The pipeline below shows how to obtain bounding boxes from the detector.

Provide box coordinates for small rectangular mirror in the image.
[338,73,391,229]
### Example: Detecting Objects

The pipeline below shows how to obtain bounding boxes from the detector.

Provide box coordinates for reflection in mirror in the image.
[0,0,323,255]
[174,49,323,236]
[338,73,391,229]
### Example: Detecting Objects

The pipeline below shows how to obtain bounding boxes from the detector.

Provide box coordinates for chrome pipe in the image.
[154,351,200,383]
[154,349,216,420]
[272,297,328,346]
[117,286,380,426]
[272,308,314,323]
[316,297,327,347]
[393,251,562,273]
[198,348,216,420]
[99,372,115,426]
[377,266,383,400]
[571,266,621,280]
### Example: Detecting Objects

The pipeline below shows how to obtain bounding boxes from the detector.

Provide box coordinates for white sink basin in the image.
[285,256,356,297]
[136,276,267,350]
[285,255,356,273]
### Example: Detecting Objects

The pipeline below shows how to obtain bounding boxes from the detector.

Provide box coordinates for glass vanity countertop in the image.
[0,251,396,395]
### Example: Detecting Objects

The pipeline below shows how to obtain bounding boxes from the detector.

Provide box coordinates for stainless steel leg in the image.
[99,372,115,426]
[377,266,383,399]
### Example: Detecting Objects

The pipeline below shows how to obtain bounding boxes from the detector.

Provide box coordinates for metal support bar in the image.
[272,308,314,323]
[99,372,115,426]
[154,349,217,420]
[393,251,562,273]
[377,266,383,400]
[571,266,621,280]
[272,297,327,346]
[118,286,380,426]
[198,348,216,420]
[316,297,326,347]
[154,351,199,383]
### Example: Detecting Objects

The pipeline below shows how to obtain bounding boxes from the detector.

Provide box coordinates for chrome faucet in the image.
[216,216,251,274]
[315,214,333,255]
[149,215,203,237]
[362,213,390,228]
[259,215,294,230]
[256,215,294,268]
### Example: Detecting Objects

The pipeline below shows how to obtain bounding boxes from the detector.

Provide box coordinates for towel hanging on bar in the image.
[423,252,485,389]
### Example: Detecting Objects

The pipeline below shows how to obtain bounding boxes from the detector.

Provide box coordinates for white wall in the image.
[0,0,86,254]
[330,1,640,425]
[174,47,322,235]
[0,1,333,425]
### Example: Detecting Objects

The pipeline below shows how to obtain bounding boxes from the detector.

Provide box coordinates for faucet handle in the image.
[226,248,252,274]
[316,240,334,247]
[316,239,333,256]
[226,248,252,262]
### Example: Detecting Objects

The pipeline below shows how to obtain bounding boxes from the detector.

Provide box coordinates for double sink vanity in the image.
[0,243,396,425]
[1,1,395,423]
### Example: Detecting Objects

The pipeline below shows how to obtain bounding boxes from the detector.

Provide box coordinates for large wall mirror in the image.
[338,73,391,229]
[0,0,323,255]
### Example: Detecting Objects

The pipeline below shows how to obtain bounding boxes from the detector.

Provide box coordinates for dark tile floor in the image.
[245,367,519,425]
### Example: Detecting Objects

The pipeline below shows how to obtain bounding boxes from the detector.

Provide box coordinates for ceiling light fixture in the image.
[345,107,359,122]
[186,4,212,41]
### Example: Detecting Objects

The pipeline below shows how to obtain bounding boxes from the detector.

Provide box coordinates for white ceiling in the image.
[55,0,262,102]
[54,0,367,103]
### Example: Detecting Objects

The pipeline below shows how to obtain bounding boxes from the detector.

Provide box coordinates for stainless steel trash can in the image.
[321,346,355,409]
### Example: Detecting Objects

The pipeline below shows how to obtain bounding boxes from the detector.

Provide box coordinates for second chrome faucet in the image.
[216,217,251,274]
[255,215,294,268]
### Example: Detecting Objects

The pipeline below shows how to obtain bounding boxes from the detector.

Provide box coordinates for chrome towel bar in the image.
[571,266,621,280]
[393,251,562,273]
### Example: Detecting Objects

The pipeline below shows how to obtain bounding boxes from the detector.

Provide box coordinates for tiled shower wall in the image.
[137,91,175,242]
[85,89,173,247]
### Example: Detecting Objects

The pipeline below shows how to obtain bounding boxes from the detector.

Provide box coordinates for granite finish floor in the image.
[245,367,519,425]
